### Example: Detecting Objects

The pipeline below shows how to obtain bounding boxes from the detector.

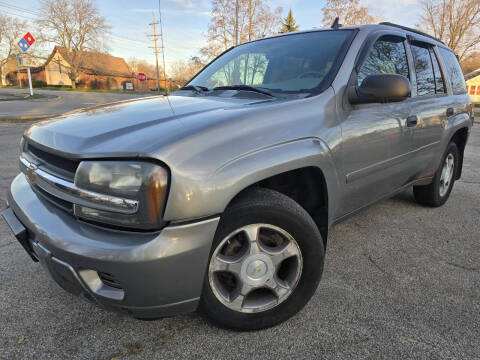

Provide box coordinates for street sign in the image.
[17,54,39,68]
[15,32,36,53]
[14,32,36,96]
[138,73,147,82]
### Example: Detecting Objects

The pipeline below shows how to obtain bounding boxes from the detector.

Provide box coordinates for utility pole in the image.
[235,0,239,46]
[149,13,162,94]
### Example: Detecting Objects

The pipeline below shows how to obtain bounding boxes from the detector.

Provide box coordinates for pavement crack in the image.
[446,262,479,271]
[367,254,389,275]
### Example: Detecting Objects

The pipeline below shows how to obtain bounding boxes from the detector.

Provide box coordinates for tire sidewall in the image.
[434,142,458,206]
[200,191,325,330]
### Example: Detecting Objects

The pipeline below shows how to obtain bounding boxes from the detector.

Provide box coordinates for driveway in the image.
[0,121,479,359]
[0,88,153,120]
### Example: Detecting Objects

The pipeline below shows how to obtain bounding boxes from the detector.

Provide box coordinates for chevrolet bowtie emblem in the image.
[25,162,38,183]
[252,265,262,275]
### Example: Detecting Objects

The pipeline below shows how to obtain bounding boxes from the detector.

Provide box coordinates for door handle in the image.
[446,107,455,117]
[406,115,418,127]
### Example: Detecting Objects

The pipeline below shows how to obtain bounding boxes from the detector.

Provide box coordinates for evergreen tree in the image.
[280,9,299,33]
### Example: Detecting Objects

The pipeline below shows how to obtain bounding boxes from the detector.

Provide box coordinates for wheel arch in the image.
[225,166,330,246]
[449,126,469,180]
[215,138,338,247]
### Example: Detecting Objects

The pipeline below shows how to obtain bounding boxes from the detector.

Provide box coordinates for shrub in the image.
[89,78,106,89]
[32,80,47,88]
[106,77,118,90]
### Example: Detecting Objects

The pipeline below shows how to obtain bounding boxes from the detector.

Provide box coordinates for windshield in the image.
[188,30,354,96]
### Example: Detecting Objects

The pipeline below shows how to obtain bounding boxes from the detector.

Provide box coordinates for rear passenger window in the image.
[429,48,445,94]
[411,44,436,96]
[357,36,409,87]
[439,47,467,94]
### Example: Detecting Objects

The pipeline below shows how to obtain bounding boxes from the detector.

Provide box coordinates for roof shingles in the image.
[54,46,132,77]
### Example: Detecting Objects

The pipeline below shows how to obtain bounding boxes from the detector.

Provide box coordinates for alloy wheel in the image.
[439,153,455,197]
[208,224,303,313]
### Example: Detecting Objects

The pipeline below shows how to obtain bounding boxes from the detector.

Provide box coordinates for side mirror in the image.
[348,74,410,104]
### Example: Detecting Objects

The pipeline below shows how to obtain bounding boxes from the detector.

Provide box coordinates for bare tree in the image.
[37,0,110,88]
[204,0,282,59]
[460,51,480,74]
[322,0,381,26]
[0,15,28,84]
[127,58,165,79]
[170,57,206,86]
[418,0,480,61]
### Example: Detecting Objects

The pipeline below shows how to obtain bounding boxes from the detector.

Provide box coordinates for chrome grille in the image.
[25,142,79,182]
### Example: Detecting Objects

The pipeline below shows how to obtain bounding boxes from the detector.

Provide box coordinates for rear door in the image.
[406,40,449,179]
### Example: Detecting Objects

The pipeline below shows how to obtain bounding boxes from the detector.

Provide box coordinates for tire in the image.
[413,142,459,207]
[199,187,325,331]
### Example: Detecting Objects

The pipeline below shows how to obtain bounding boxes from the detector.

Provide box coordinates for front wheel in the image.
[199,188,325,330]
[413,142,459,207]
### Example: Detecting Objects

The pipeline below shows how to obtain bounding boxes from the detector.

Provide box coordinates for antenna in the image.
[331,17,342,29]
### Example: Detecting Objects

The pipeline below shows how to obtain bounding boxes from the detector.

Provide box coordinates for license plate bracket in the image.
[1,208,38,262]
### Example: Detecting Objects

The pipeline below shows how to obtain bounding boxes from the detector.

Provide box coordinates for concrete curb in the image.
[0,114,59,123]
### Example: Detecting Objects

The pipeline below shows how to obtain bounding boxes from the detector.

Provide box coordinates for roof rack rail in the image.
[378,22,445,45]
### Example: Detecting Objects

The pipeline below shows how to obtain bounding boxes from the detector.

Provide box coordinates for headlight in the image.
[74,161,168,230]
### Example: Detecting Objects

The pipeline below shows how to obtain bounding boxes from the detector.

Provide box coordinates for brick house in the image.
[6,47,170,90]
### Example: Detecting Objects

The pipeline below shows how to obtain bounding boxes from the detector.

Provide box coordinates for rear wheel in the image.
[413,142,458,207]
[199,188,324,330]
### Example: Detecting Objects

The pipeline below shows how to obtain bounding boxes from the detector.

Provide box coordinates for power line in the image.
[0,2,152,49]
[0,7,38,20]
[0,1,41,16]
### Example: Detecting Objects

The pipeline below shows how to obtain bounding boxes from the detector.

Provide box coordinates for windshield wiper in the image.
[180,85,210,92]
[213,85,275,97]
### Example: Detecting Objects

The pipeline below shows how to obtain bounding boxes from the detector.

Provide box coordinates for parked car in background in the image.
[1,22,473,330]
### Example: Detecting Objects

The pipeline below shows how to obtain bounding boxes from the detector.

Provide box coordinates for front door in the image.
[339,35,414,216]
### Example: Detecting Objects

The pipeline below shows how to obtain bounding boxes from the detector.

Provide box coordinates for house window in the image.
[469,85,476,95]
[476,86,480,95]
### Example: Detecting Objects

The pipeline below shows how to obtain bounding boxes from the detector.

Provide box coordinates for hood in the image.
[25,94,275,157]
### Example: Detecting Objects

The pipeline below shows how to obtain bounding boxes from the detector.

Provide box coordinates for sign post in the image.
[16,55,22,88]
[26,67,33,96]
[15,32,35,96]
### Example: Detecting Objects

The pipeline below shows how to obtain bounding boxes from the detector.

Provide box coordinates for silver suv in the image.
[2,23,473,330]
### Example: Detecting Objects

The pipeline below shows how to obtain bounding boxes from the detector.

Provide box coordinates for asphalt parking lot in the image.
[0,121,479,359]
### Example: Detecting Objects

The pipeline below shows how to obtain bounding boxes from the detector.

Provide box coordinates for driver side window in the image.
[357,36,410,87]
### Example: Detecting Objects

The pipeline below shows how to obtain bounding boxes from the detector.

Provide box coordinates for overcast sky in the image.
[1,0,423,73]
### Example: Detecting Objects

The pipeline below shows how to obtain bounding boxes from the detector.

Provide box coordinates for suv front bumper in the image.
[2,174,219,319]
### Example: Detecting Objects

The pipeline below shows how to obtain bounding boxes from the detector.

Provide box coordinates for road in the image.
[0,120,479,359]
[0,88,153,120]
